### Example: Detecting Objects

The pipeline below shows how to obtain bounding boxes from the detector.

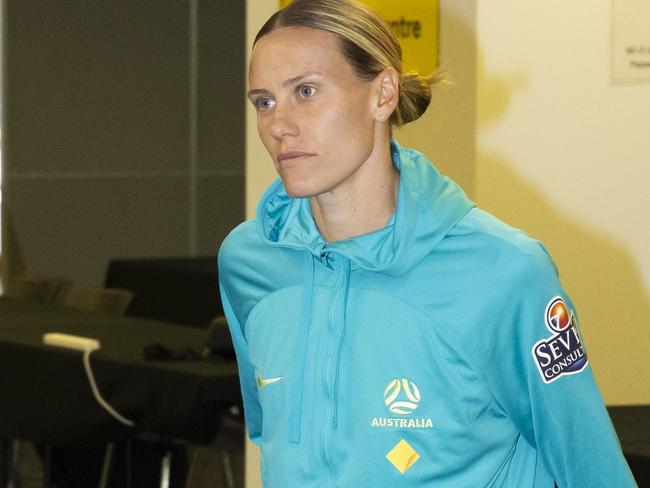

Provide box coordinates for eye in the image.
[253,97,275,112]
[298,85,317,98]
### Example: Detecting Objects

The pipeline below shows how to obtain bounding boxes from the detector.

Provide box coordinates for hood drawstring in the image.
[332,257,351,430]
[289,251,315,443]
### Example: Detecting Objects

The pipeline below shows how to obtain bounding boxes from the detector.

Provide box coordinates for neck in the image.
[310,136,399,243]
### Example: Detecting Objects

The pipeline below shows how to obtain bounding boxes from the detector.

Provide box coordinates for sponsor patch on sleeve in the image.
[531,296,588,384]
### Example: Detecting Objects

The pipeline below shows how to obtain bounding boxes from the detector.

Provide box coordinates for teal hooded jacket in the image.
[218,141,636,487]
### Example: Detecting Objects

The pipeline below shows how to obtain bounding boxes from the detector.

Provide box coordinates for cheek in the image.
[256,117,276,156]
[310,98,374,152]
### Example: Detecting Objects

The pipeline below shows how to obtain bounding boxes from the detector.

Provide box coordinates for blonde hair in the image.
[255,0,442,126]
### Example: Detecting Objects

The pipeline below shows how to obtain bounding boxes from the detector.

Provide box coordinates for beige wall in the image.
[395,0,477,198]
[475,0,649,405]
[246,1,279,219]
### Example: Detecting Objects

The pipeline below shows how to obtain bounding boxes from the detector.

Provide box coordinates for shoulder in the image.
[434,208,581,377]
[217,220,267,304]
[219,220,259,255]
[218,219,306,324]
[218,219,302,279]
[427,207,566,346]
[219,220,269,275]
[218,220,260,267]
[446,207,559,288]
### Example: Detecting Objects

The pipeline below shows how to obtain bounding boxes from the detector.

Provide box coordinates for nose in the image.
[269,105,299,142]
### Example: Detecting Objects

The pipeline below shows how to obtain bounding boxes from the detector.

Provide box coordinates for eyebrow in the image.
[247,71,322,99]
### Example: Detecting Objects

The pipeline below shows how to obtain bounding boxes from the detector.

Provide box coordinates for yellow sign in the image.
[277,0,438,75]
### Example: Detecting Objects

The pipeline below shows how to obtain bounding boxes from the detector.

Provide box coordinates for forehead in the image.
[249,27,349,86]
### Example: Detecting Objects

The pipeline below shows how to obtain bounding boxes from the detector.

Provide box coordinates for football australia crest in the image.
[532,296,588,384]
[371,378,433,429]
[384,378,421,414]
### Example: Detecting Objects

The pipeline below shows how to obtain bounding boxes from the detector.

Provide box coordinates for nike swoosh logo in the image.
[257,375,284,389]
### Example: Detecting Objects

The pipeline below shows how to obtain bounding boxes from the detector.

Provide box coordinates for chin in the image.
[282,178,321,199]
[283,185,315,199]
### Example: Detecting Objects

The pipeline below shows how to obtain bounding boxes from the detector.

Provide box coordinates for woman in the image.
[218,0,636,486]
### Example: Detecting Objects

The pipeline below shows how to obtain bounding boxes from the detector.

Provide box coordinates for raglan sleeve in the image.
[482,249,637,487]
[218,259,263,445]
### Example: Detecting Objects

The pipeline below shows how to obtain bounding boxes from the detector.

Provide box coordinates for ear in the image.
[372,68,399,123]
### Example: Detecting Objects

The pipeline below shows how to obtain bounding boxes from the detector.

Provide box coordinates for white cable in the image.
[82,349,135,427]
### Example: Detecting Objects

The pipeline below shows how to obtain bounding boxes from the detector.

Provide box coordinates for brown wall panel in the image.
[197,0,245,174]
[4,0,190,173]
[5,177,190,287]
[2,0,245,290]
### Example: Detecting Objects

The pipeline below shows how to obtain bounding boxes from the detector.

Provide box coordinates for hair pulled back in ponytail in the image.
[396,72,444,125]
[255,0,442,126]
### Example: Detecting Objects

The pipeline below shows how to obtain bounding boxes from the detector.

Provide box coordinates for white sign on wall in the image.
[612,0,650,83]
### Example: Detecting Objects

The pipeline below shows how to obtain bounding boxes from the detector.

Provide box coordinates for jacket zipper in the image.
[321,259,343,488]
[331,260,349,430]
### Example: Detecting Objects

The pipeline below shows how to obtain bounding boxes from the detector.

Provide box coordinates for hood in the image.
[256,140,475,276]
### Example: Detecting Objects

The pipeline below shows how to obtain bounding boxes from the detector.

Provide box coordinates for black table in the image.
[105,257,220,327]
[0,297,240,445]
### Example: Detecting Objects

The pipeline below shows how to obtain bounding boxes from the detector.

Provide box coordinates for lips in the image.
[277,151,316,164]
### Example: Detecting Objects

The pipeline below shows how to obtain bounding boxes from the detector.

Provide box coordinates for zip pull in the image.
[318,247,334,266]
[317,244,327,259]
